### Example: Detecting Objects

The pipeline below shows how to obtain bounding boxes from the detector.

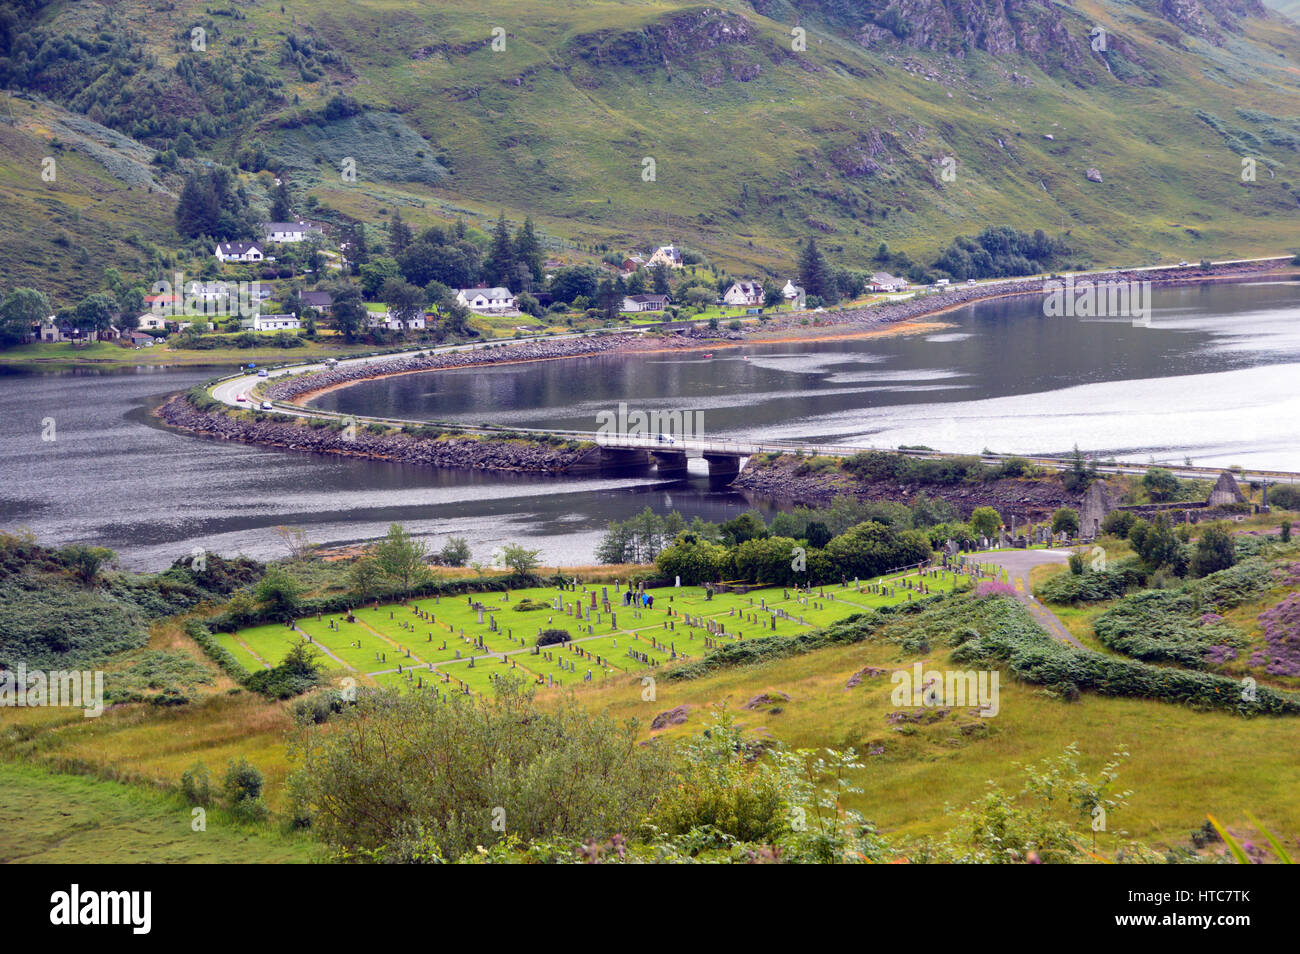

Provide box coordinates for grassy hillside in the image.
[0,96,175,299]
[6,0,1300,301]
[0,762,316,862]
[11,586,1295,854]
[564,594,1300,847]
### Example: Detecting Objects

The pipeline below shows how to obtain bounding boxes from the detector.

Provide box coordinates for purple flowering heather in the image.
[1198,612,1224,626]
[974,580,1017,599]
[1204,644,1237,665]
[1256,593,1300,677]
[1275,563,1300,587]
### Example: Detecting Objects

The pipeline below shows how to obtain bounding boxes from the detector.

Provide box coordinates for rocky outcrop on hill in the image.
[564,7,765,85]
[1159,0,1266,42]
[157,396,595,475]
[783,0,1209,83]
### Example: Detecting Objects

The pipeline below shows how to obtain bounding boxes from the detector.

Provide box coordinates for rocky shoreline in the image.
[732,455,1079,520]
[156,395,597,475]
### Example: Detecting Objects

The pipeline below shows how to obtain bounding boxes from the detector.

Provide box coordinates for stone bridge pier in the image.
[649,449,689,477]
[598,447,649,472]
[702,452,742,483]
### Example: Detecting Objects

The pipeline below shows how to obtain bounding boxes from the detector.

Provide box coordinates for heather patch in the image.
[1256,593,1300,678]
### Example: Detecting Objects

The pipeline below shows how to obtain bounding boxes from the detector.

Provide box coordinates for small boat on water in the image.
[703,352,713,358]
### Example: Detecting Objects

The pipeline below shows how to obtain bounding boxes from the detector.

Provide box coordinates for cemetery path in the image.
[292,626,356,671]
[979,549,1084,649]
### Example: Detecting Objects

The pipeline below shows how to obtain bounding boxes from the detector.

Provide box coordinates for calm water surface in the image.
[3,281,1298,569]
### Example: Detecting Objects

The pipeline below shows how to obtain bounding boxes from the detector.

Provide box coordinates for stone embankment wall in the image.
[157,395,598,474]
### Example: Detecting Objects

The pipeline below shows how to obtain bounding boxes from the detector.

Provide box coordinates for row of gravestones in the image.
[943,529,1077,556]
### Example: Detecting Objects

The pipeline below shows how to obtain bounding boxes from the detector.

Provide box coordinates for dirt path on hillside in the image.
[979,549,1082,648]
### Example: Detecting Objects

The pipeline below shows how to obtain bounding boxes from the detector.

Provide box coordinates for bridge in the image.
[206,340,1300,486]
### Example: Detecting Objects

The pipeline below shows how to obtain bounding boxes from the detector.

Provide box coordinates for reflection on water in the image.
[2,281,1298,569]
[319,280,1300,466]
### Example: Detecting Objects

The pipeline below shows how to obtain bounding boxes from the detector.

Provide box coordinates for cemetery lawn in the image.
[219,568,971,694]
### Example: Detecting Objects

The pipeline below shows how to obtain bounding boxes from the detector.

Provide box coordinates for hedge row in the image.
[952,596,1300,716]
[183,619,249,685]
[1036,559,1147,605]
[1090,558,1274,666]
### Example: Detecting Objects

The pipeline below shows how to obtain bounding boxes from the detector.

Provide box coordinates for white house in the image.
[781,280,805,307]
[647,245,684,269]
[246,282,273,303]
[240,314,300,332]
[263,221,324,244]
[136,313,169,331]
[186,281,230,303]
[368,312,427,332]
[39,320,85,343]
[456,287,516,314]
[723,281,764,307]
[621,294,670,313]
[868,272,908,293]
[214,241,265,263]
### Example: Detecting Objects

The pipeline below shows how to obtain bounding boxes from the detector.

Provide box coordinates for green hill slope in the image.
[5,0,1300,295]
[0,95,176,299]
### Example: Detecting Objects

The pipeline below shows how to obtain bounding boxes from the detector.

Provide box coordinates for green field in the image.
[0,762,316,864]
[224,567,975,695]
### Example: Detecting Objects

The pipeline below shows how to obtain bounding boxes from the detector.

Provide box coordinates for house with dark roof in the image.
[299,291,333,314]
[723,281,763,307]
[647,245,684,268]
[214,241,265,263]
